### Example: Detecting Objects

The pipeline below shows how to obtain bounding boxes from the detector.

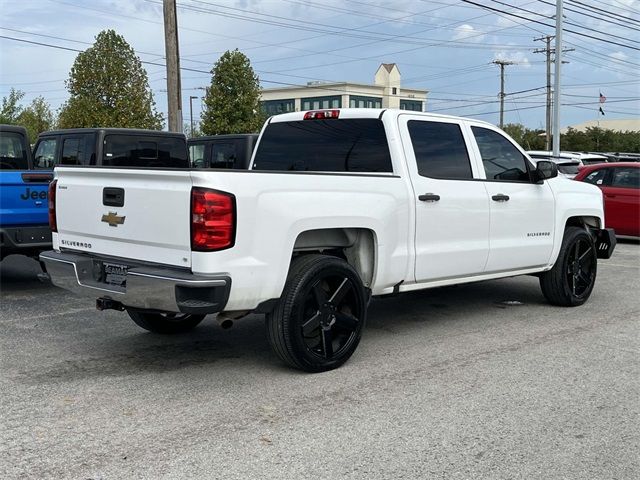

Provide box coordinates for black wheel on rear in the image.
[126,309,205,334]
[540,226,597,306]
[267,254,367,373]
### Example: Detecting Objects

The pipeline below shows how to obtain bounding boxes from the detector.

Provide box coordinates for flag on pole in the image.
[599,107,605,115]
[599,92,607,103]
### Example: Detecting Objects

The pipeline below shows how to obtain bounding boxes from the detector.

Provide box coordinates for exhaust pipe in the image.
[217,317,234,330]
[216,310,249,330]
[96,297,125,311]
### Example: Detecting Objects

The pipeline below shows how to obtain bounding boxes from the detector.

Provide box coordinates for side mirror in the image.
[535,160,558,183]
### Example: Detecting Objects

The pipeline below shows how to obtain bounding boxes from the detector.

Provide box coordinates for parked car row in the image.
[1,122,638,265]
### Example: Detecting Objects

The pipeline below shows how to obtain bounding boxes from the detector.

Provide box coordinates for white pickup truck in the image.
[41,109,616,372]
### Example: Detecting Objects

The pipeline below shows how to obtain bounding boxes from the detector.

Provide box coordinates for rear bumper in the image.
[595,228,616,259]
[0,225,52,258]
[39,250,231,315]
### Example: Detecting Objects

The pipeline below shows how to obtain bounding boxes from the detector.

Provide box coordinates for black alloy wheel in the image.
[540,226,598,306]
[267,254,367,372]
[565,237,597,299]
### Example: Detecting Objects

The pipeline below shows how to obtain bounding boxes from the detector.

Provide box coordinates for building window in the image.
[400,100,423,112]
[349,95,382,108]
[301,96,341,110]
[261,99,295,116]
[392,87,397,95]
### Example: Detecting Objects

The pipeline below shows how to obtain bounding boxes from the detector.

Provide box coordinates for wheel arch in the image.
[292,227,377,289]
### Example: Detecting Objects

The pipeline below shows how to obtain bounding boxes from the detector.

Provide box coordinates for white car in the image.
[527,150,609,178]
[41,109,616,372]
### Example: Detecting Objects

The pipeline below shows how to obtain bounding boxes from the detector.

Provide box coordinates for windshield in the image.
[103,135,189,168]
[0,132,28,170]
[557,163,580,175]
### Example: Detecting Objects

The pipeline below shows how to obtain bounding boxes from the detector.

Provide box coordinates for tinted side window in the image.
[408,121,472,179]
[253,119,392,173]
[33,138,58,169]
[103,135,188,168]
[189,143,206,168]
[583,168,609,186]
[61,138,83,165]
[611,167,639,189]
[0,132,28,170]
[211,143,236,169]
[472,127,531,182]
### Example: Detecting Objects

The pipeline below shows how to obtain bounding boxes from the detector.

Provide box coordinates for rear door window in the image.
[61,137,90,165]
[472,127,532,182]
[103,135,188,168]
[0,132,28,170]
[33,138,58,169]
[211,142,237,169]
[408,120,473,179]
[253,119,392,173]
[611,167,640,189]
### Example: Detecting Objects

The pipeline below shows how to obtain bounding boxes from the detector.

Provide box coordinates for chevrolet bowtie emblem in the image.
[101,211,126,227]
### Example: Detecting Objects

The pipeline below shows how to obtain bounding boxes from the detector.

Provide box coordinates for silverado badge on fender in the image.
[101,211,126,227]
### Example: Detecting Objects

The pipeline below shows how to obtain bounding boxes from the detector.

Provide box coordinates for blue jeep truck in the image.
[0,125,52,260]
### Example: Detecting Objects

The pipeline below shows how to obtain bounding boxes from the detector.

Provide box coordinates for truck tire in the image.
[267,254,368,373]
[539,226,597,306]
[126,309,205,334]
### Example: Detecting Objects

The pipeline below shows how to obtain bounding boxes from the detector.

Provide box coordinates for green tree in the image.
[502,123,545,150]
[58,29,162,129]
[0,88,25,124]
[17,96,55,143]
[201,49,263,135]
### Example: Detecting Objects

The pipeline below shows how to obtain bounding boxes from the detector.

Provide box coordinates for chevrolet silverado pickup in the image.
[41,109,616,372]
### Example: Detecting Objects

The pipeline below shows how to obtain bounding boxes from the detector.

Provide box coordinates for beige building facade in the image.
[260,64,428,115]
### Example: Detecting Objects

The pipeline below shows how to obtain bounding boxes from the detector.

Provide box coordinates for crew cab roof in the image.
[268,108,495,127]
[38,128,185,138]
[0,124,28,135]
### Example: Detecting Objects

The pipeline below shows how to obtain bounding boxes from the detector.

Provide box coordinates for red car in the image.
[574,162,640,237]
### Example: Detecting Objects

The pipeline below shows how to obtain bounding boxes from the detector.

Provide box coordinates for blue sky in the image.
[1,0,638,130]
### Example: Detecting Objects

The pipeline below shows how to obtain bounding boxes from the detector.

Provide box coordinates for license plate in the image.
[103,262,128,287]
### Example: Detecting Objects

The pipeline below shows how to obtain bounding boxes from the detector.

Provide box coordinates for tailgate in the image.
[55,167,193,268]
[0,171,51,226]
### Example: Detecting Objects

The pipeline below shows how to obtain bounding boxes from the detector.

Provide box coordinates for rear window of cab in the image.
[252,119,392,173]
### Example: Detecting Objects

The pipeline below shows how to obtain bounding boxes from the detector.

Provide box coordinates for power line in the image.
[488,0,640,45]
[536,0,640,31]
[460,0,640,51]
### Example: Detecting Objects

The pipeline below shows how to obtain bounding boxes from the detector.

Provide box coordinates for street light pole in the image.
[189,95,198,137]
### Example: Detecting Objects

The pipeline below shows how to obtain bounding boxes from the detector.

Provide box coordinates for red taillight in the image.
[303,109,340,120]
[48,179,57,233]
[191,188,235,251]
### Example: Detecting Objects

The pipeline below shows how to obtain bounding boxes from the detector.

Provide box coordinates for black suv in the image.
[33,128,189,169]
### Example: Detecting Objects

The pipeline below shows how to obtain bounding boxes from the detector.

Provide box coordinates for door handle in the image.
[491,194,510,202]
[418,193,440,202]
[605,194,616,198]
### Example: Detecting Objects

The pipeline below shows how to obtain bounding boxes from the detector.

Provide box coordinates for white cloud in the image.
[452,24,485,42]
[493,51,531,68]
[609,51,629,62]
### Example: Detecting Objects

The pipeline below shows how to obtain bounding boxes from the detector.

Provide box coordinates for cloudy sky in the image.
[1,0,638,130]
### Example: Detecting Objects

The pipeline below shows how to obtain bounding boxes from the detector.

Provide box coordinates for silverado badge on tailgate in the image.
[101,211,126,227]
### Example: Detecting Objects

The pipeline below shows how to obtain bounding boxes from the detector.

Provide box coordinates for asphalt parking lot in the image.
[1,242,639,480]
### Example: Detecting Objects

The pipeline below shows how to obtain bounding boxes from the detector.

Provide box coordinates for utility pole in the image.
[552,0,563,156]
[493,60,515,129]
[534,36,554,151]
[535,34,573,151]
[163,0,183,132]
[189,95,198,137]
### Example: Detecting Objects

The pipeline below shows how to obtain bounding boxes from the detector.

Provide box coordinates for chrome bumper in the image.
[39,251,231,314]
